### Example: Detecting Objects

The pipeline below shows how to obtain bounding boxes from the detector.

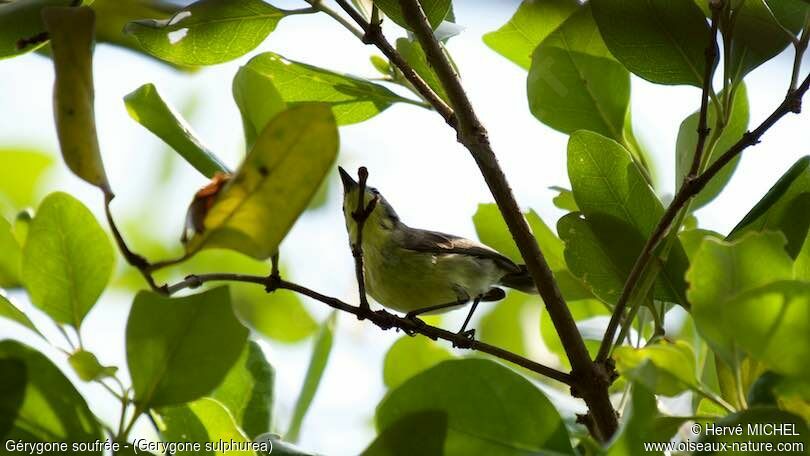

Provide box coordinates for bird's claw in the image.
[452,328,475,348]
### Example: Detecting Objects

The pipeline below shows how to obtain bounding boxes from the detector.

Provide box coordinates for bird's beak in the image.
[338,166,357,192]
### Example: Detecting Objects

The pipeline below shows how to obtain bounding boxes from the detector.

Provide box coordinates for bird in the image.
[338,166,536,337]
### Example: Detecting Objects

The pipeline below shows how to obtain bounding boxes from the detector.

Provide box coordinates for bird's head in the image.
[339,166,400,240]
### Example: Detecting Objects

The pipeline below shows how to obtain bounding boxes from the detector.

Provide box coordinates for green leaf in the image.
[0,217,23,287]
[591,0,712,86]
[0,340,102,447]
[234,53,412,129]
[383,335,452,390]
[566,131,689,304]
[0,0,75,59]
[541,297,608,368]
[124,0,285,66]
[0,148,53,211]
[126,287,248,408]
[212,340,274,439]
[676,84,750,209]
[606,385,690,455]
[679,228,723,259]
[727,0,806,82]
[159,397,257,456]
[697,408,809,453]
[395,38,449,103]
[528,6,630,140]
[287,312,336,442]
[43,6,111,193]
[185,104,338,260]
[232,57,286,149]
[22,192,114,328]
[124,83,228,178]
[376,358,573,454]
[614,340,699,397]
[363,411,448,456]
[686,232,794,365]
[0,295,44,340]
[729,156,810,260]
[372,0,451,30]
[550,186,578,212]
[483,0,579,70]
[235,288,318,343]
[478,292,532,358]
[68,349,118,382]
[726,281,810,379]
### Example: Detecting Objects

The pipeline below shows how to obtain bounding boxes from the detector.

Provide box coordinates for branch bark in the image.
[396,0,617,439]
[167,272,573,385]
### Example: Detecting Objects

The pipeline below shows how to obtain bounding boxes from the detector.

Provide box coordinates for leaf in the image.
[0,148,53,210]
[395,38,449,103]
[234,288,318,343]
[0,217,23,287]
[124,0,285,66]
[212,340,274,439]
[591,0,712,86]
[541,297,608,368]
[383,335,452,390]
[676,84,750,209]
[697,408,809,453]
[614,340,699,397]
[286,312,336,442]
[234,53,412,129]
[605,385,690,455]
[566,131,689,304]
[0,340,102,447]
[726,281,810,379]
[478,292,532,358]
[528,6,630,140]
[68,349,118,382]
[550,186,578,211]
[159,398,256,456]
[22,192,114,328]
[126,287,248,408]
[232,57,286,149]
[124,83,228,178]
[43,6,111,193]
[363,411,448,456]
[0,0,75,59]
[372,0,451,30]
[376,358,573,454]
[483,0,579,70]
[0,295,44,340]
[686,232,793,365]
[729,156,810,260]
[727,0,806,82]
[185,104,338,260]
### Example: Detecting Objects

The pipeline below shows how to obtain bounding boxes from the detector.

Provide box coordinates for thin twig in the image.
[396,0,618,439]
[597,72,810,364]
[167,272,572,385]
[350,167,378,313]
[330,0,456,126]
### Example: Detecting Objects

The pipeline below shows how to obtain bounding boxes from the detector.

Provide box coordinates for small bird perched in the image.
[339,167,536,337]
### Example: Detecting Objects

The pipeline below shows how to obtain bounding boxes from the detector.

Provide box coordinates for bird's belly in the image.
[363,247,500,314]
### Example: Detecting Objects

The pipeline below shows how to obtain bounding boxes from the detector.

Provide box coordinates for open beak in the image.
[338,166,357,191]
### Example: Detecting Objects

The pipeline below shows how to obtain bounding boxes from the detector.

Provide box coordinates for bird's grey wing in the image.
[399,226,519,272]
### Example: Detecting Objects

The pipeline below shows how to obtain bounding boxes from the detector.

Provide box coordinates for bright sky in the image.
[0,1,808,454]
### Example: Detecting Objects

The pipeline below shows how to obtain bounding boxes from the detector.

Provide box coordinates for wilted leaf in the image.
[43,6,111,192]
[185,104,338,260]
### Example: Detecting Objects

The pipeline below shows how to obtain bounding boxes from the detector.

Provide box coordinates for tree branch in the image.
[596,4,723,363]
[597,70,810,363]
[396,0,617,439]
[166,273,572,384]
[329,0,456,127]
[350,166,377,313]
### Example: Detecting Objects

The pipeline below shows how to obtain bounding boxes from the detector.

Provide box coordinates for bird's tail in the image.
[498,265,539,294]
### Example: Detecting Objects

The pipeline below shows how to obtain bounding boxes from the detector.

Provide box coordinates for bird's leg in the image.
[404,298,468,320]
[457,288,505,340]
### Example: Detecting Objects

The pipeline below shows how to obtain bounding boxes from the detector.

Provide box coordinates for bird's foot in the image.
[402,312,426,336]
[452,328,476,348]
